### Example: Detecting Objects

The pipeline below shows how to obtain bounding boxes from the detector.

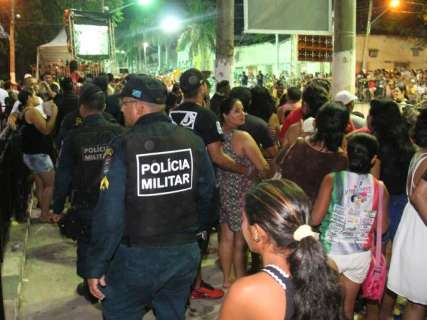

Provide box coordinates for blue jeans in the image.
[102,242,200,320]
[383,194,408,243]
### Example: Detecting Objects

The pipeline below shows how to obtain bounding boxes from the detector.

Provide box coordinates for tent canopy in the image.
[38,28,73,67]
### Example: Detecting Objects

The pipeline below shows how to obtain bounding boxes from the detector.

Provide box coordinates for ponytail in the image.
[288,237,343,320]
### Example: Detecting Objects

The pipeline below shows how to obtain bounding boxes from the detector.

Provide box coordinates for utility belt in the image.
[71,190,98,209]
[121,233,197,248]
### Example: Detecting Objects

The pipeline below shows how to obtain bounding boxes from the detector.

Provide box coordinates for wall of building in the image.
[356,35,427,71]
[177,34,426,77]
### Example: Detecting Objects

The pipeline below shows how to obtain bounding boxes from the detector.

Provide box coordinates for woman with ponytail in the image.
[220,179,343,320]
[276,102,349,203]
[312,133,389,319]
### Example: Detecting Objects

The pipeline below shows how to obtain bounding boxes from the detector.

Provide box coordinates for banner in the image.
[244,0,332,35]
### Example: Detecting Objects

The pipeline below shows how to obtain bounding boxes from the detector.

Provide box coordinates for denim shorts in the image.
[23,153,54,174]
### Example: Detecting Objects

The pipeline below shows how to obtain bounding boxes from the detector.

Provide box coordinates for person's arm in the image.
[25,103,58,135]
[87,138,126,300]
[409,161,427,225]
[283,122,302,148]
[411,174,427,225]
[207,141,247,174]
[311,173,334,226]
[264,145,278,159]
[370,157,381,178]
[238,131,270,177]
[52,134,74,217]
[379,181,390,233]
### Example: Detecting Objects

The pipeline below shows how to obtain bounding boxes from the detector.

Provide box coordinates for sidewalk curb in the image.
[2,199,32,320]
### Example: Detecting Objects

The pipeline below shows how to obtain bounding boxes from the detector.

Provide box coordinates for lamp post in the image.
[158,16,181,74]
[9,0,16,83]
[361,0,400,72]
[143,42,149,70]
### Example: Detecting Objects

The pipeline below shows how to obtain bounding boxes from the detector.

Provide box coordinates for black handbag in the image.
[57,210,86,241]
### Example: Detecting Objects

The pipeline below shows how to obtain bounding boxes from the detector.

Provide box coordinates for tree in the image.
[215,0,234,82]
[176,0,216,71]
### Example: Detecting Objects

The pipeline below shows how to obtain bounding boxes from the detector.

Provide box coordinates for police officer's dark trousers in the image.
[75,208,92,279]
[101,242,200,320]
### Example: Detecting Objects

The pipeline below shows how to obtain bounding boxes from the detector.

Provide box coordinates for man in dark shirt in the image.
[230,86,277,158]
[54,78,79,134]
[209,80,230,118]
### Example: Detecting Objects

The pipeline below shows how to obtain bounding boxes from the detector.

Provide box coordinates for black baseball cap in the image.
[179,68,205,93]
[120,74,167,104]
[79,83,104,104]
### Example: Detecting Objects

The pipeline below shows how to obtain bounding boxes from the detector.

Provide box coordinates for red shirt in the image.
[279,108,303,141]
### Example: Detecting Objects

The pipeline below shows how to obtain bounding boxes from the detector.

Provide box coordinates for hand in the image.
[88,276,107,300]
[50,213,64,223]
[7,114,17,130]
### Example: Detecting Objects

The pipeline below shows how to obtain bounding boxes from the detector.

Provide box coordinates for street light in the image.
[361,0,400,72]
[158,16,182,73]
[160,16,182,34]
[390,0,401,9]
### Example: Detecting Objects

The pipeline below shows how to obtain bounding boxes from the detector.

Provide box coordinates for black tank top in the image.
[22,111,51,154]
[261,264,295,320]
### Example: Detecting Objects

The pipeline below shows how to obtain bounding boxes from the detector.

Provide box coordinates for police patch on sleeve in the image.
[136,149,193,197]
[102,147,114,175]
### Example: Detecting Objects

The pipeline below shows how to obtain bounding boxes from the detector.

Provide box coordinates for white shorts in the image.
[328,251,371,284]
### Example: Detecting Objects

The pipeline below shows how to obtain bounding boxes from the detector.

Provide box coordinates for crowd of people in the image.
[0,63,426,320]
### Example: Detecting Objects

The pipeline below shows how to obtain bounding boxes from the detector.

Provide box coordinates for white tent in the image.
[36,28,73,78]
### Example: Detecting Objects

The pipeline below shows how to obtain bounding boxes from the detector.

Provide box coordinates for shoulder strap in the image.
[375,182,383,259]
[262,264,290,292]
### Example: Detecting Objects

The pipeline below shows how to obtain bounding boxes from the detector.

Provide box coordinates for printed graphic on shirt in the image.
[81,144,108,162]
[170,111,198,130]
[325,184,376,247]
[136,148,193,197]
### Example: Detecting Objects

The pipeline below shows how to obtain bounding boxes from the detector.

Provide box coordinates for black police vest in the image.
[123,121,201,246]
[72,123,122,207]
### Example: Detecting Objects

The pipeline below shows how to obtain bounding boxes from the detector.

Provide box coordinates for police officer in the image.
[52,83,124,301]
[87,75,216,320]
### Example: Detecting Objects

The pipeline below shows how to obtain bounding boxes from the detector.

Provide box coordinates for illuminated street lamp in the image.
[390,0,401,9]
[160,16,182,34]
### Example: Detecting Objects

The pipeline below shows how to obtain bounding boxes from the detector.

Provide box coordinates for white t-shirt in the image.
[11,96,43,113]
[0,88,7,107]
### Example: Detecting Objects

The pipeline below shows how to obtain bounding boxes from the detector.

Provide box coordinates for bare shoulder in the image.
[224,273,286,319]
[233,129,252,141]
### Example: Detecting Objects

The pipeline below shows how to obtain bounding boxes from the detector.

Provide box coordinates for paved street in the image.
[18,222,224,320]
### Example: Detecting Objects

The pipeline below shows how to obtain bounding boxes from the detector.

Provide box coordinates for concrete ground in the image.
[18,222,224,320]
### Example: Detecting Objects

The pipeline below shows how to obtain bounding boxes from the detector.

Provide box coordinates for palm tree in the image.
[177,0,216,71]
[215,0,234,82]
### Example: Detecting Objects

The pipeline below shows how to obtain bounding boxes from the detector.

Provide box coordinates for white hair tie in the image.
[293,225,319,242]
